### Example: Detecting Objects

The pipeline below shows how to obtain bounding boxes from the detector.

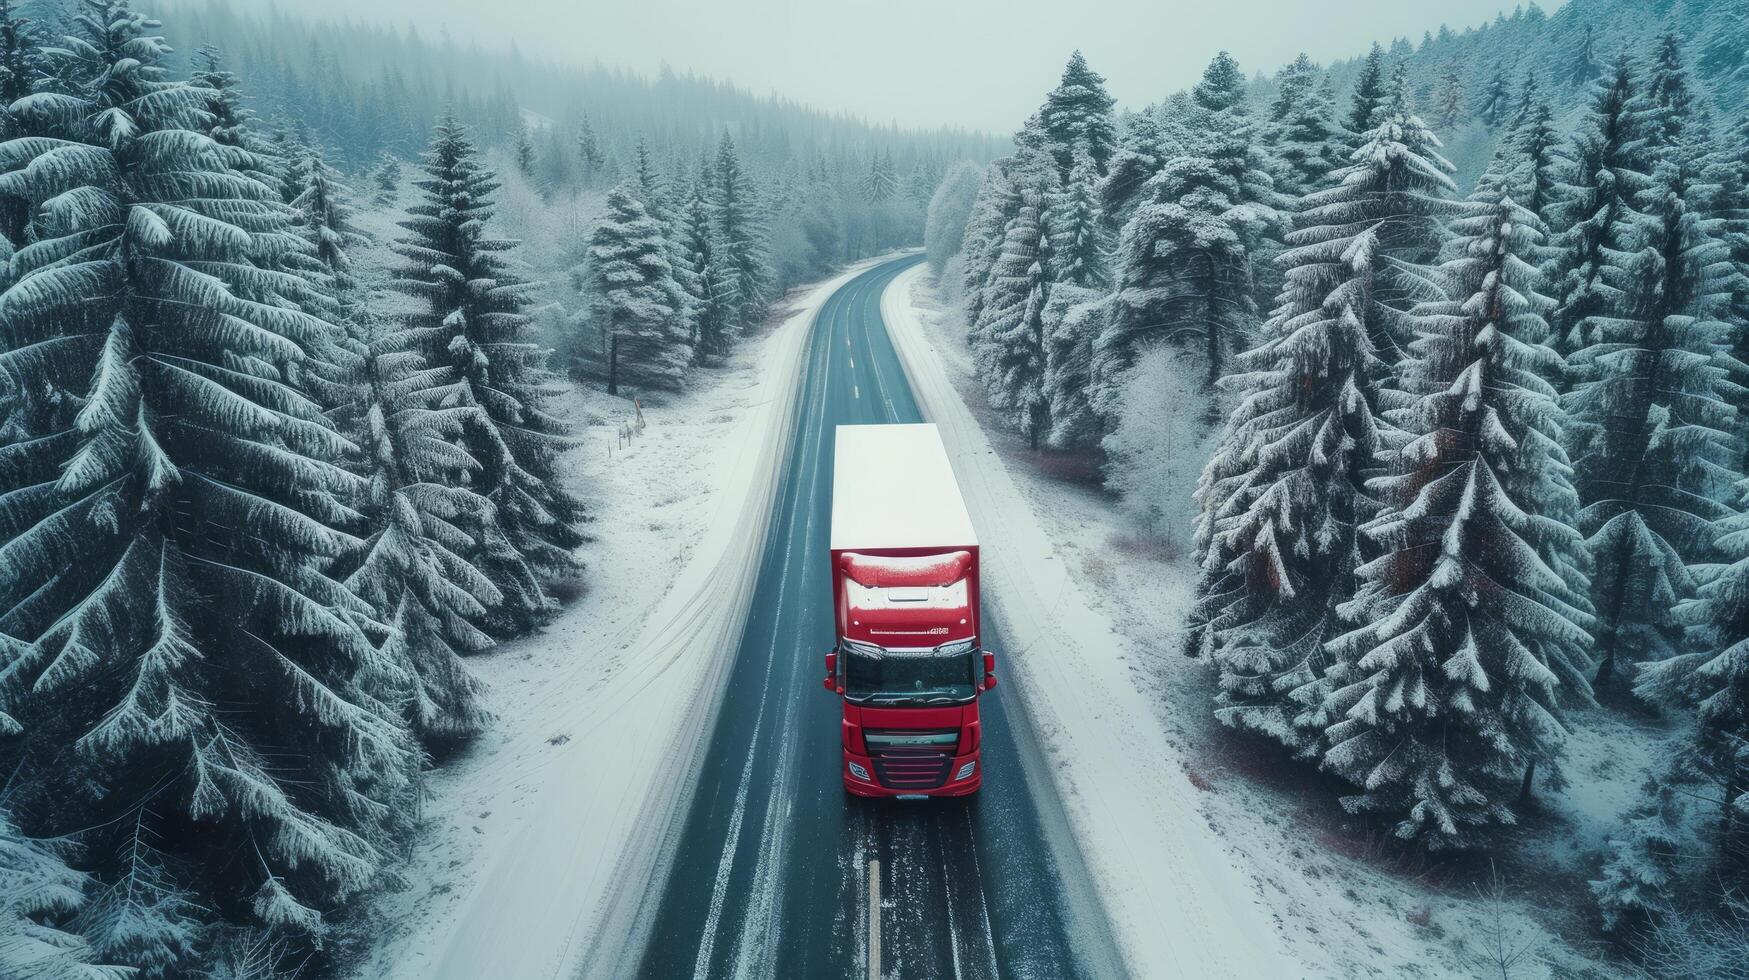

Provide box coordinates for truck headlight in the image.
[848,762,872,782]
[955,761,976,780]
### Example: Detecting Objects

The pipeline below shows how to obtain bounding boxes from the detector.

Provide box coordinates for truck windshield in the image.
[841,641,977,705]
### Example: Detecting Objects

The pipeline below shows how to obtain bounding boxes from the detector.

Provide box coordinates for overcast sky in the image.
[277,0,1566,133]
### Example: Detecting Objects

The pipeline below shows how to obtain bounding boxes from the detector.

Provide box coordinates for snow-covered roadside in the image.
[888,267,1649,979]
[879,265,1295,978]
[356,257,896,980]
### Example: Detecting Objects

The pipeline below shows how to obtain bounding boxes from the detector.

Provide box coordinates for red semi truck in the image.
[823,423,995,798]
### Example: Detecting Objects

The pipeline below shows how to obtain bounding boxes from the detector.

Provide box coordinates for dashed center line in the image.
[868,858,881,980]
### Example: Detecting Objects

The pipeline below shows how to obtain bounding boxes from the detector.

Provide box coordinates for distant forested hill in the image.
[159,0,1006,173]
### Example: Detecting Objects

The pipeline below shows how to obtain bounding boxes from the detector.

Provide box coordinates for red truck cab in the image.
[824,424,994,798]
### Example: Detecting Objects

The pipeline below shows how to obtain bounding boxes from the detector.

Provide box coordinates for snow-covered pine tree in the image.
[1566,23,1603,90]
[971,202,1052,448]
[959,164,1016,327]
[1270,75,1347,202]
[1492,95,1565,218]
[1099,103,1177,230]
[712,131,774,340]
[1564,147,1738,696]
[1308,68,1456,377]
[1188,70,1453,752]
[575,114,604,187]
[1345,43,1388,137]
[1040,285,1105,450]
[512,122,536,179]
[585,185,693,392]
[1431,61,1466,132]
[391,113,584,635]
[1039,50,1117,178]
[1044,144,1108,289]
[1544,54,1655,360]
[1643,31,1694,148]
[291,148,366,307]
[1096,52,1278,403]
[676,175,728,358]
[1639,475,1749,868]
[862,149,897,204]
[1267,53,1318,132]
[0,0,417,958]
[1590,777,1686,936]
[373,151,402,206]
[1320,187,1590,850]
[1477,66,1514,128]
[1185,205,1390,752]
[343,341,497,746]
[0,806,127,979]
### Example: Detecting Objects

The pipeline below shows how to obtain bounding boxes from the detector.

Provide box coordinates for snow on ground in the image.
[887,265,1663,980]
[355,257,898,980]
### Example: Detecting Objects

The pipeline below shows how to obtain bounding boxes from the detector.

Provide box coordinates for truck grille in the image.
[864,729,958,790]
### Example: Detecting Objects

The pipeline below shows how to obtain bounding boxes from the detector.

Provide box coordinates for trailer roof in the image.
[831,424,977,552]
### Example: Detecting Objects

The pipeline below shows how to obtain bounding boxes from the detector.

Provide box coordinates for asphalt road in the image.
[636,255,1125,979]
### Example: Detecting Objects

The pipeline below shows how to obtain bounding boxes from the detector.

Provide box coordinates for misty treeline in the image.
[0,0,980,976]
[163,0,1001,359]
[930,0,1749,959]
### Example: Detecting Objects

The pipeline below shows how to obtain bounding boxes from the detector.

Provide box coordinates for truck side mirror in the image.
[823,651,838,693]
[983,651,997,691]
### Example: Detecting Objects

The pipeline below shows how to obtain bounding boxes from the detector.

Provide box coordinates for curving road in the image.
[636,255,1125,979]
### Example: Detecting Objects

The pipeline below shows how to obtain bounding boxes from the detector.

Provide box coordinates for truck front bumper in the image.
[842,750,981,798]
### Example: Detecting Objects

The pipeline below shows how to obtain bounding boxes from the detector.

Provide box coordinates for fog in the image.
[266,0,1567,132]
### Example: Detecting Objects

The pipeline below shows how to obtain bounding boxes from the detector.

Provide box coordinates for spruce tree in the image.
[1271,76,1347,201]
[1566,23,1602,89]
[1644,31,1694,148]
[1039,51,1117,177]
[1477,67,1513,128]
[1097,52,1278,401]
[1267,53,1318,130]
[960,165,1016,328]
[1320,191,1591,848]
[0,808,125,979]
[1316,69,1457,376]
[1040,285,1105,450]
[712,131,774,340]
[391,114,584,635]
[1590,778,1686,935]
[0,0,415,957]
[1564,150,1738,695]
[1493,96,1564,217]
[585,185,693,392]
[512,122,536,179]
[372,151,402,207]
[343,341,497,746]
[1544,55,1654,359]
[971,202,1052,448]
[1346,43,1388,136]
[1639,477,1749,866]
[575,114,603,187]
[676,175,728,358]
[1431,62,1466,132]
[1044,145,1108,289]
[1188,70,1452,751]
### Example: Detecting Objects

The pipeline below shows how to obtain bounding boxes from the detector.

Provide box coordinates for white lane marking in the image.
[868,858,881,980]
[853,384,859,400]
[691,278,841,979]
[690,706,767,979]
[850,355,855,370]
